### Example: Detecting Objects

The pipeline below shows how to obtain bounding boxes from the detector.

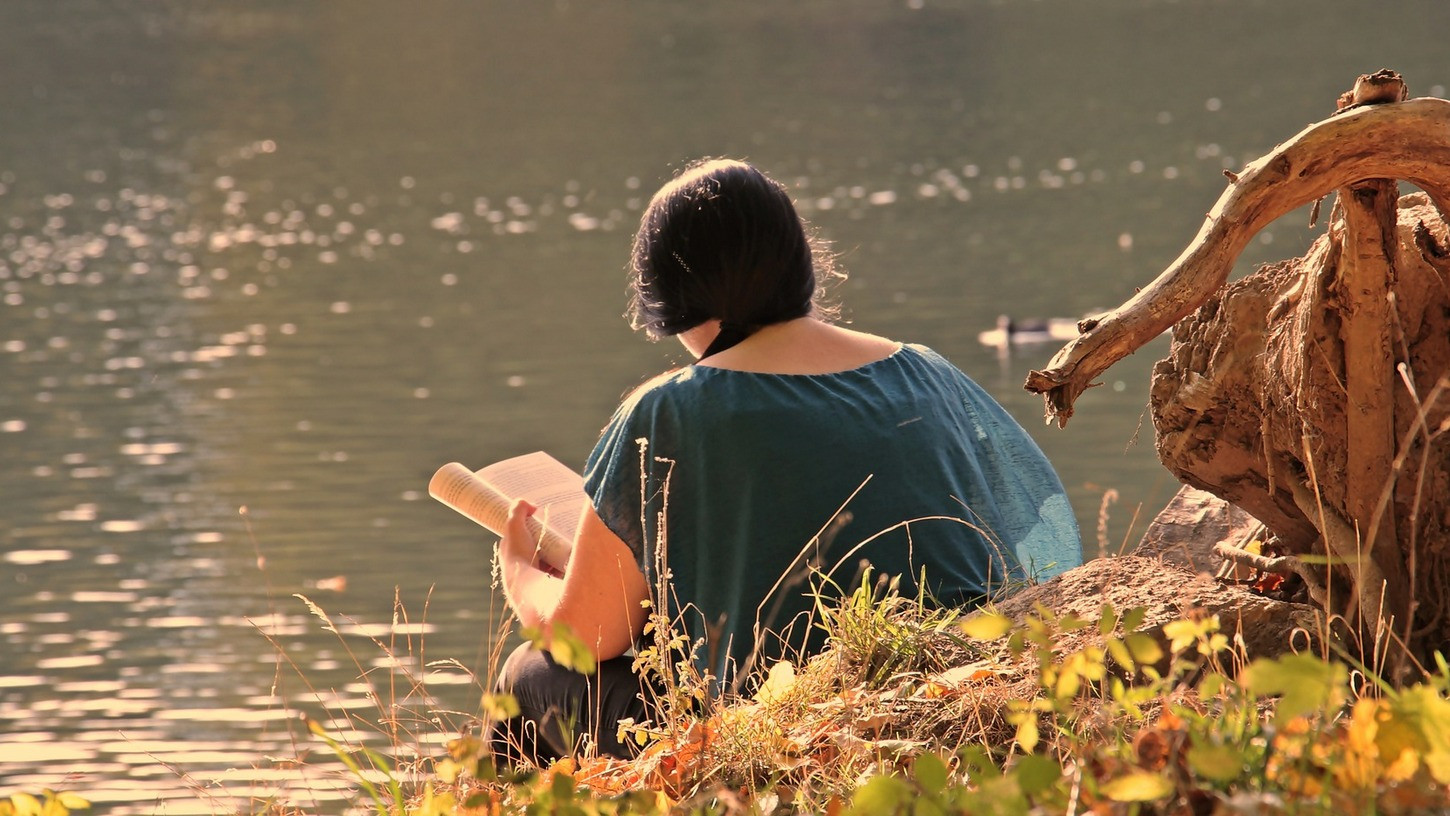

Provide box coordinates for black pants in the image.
[486,643,656,766]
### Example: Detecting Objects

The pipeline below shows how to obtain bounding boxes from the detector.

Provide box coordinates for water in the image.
[1,1,1447,809]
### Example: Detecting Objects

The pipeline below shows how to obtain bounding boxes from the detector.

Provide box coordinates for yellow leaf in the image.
[1014,714,1039,752]
[1162,618,1200,653]
[546,625,597,675]
[1101,771,1174,802]
[959,612,1013,640]
[481,692,520,721]
[1383,746,1422,783]
[1054,665,1081,700]
[434,758,463,784]
[1394,684,1450,784]
[1124,632,1163,666]
[921,680,951,699]
[1106,637,1134,671]
[754,660,797,704]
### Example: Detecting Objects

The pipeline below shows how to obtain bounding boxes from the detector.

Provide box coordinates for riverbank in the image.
[248,570,1450,812]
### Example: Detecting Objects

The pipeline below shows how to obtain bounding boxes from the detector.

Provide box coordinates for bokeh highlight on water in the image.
[2,1,1447,810]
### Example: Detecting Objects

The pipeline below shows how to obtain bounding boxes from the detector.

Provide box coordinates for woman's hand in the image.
[499,499,561,575]
[495,498,650,662]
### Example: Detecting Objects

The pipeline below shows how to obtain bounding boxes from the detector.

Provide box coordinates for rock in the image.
[1136,484,1263,574]
[995,554,1327,664]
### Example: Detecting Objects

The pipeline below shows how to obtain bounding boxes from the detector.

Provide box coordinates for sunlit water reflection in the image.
[2,1,1448,810]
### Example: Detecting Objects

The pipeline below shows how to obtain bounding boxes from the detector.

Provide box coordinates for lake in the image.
[2,1,1447,810]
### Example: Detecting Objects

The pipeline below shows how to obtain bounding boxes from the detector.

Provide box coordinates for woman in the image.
[488,159,1081,764]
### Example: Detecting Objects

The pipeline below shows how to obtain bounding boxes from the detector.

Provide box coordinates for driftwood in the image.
[1024,90,1450,426]
[1027,72,1450,669]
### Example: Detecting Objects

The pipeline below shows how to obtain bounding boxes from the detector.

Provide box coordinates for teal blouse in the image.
[583,344,1080,686]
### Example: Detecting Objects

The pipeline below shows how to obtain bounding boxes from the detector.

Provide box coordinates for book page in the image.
[429,452,584,571]
[429,462,511,532]
[476,451,585,516]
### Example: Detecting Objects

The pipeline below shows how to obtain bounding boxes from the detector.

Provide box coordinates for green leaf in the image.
[481,692,521,721]
[1098,604,1119,637]
[1124,632,1164,666]
[956,744,999,778]
[1011,754,1061,795]
[1101,771,1174,802]
[1106,637,1134,671]
[959,612,1013,641]
[1058,612,1091,632]
[1187,735,1245,783]
[1197,672,1227,699]
[546,624,597,675]
[550,771,576,801]
[1241,653,1346,722]
[851,774,911,815]
[914,752,948,795]
[1122,606,1148,632]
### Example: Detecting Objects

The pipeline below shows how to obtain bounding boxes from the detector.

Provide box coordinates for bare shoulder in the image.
[830,323,902,354]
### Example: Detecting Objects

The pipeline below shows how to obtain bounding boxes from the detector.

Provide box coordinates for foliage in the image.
[0,791,89,816]
[400,592,1450,815]
[38,582,1450,814]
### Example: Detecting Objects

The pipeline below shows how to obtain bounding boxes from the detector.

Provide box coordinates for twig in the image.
[1212,542,1326,607]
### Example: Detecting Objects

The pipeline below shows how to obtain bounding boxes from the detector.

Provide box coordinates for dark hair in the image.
[627,159,836,355]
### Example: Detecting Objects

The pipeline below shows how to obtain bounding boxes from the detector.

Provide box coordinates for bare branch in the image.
[1025,97,1450,426]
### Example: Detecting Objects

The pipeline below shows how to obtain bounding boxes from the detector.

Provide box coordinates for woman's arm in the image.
[496,499,650,661]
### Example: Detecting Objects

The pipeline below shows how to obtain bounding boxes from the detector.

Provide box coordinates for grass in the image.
[10,575,1450,815]
[284,573,1450,815]
[10,513,1450,815]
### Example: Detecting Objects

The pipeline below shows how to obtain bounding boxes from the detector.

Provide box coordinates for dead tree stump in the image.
[1025,71,1450,669]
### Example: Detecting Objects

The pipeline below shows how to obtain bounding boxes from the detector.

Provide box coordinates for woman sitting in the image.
[487,159,1081,765]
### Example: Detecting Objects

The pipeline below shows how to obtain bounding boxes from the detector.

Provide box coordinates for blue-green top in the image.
[583,344,1080,686]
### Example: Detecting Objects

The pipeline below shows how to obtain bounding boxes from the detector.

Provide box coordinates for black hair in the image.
[626,159,837,356]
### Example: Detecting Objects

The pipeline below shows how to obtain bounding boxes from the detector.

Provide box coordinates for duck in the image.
[976,314,1084,348]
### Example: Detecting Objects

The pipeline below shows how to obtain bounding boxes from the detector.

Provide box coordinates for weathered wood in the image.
[1334,72,1406,563]
[1053,72,1450,664]
[1337,183,1400,549]
[1025,97,1450,426]
[1335,179,1412,651]
[1146,191,1450,658]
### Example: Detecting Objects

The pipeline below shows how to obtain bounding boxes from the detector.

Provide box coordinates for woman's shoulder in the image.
[608,366,718,424]
[621,366,706,402]
[886,342,966,375]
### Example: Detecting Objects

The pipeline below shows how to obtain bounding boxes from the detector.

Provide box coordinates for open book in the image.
[428,452,585,572]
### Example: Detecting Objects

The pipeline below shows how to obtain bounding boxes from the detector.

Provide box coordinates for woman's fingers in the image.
[500,500,540,565]
[507,499,537,528]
